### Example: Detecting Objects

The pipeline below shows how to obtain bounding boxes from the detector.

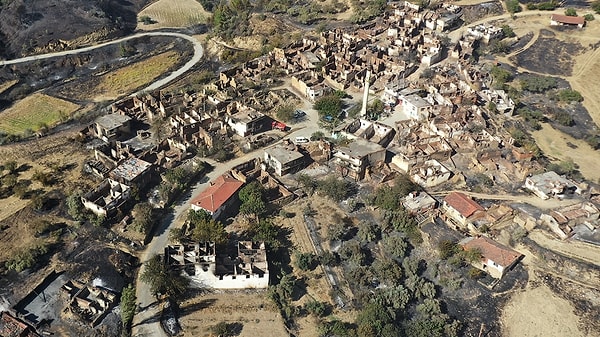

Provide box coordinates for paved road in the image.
[0,32,204,96]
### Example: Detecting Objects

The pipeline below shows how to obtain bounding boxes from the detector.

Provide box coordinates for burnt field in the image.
[0,0,150,59]
[0,35,193,106]
[511,29,585,76]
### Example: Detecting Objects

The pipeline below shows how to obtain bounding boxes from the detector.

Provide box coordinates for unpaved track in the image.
[0,32,204,95]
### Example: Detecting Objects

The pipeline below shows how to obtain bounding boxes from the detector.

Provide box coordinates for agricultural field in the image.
[86,51,180,101]
[0,93,79,135]
[137,0,210,30]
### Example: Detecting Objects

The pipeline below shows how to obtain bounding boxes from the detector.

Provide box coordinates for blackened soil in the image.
[0,0,149,59]
[512,30,584,76]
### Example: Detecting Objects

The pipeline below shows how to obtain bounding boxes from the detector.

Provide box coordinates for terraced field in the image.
[0,93,79,134]
[137,0,210,30]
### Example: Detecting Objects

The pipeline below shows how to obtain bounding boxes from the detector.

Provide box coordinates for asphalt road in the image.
[0,32,204,96]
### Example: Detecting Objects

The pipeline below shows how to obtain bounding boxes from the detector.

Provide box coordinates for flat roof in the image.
[336,137,385,158]
[95,114,131,130]
[111,157,152,182]
[265,146,305,164]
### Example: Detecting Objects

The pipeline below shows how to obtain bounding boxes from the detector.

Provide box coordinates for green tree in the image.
[297,174,318,195]
[327,221,350,242]
[132,202,155,235]
[120,284,136,327]
[248,219,282,249]
[357,220,380,243]
[501,24,515,38]
[381,235,408,260]
[140,254,189,298]
[356,302,398,337]
[438,240,459,259]
[314,94,342,119]
[304,299,328,317]
[238,181,266,216]
[317,176,352,201]
[584,13,595,21]
[295,252,317,271]
[593,0,600,13]
[190,216,227,245]
[66,191,85,221]
[276,105,295,122]
[372,259,403,285]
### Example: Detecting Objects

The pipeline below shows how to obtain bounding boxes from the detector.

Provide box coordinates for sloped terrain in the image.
[0,0,149,58]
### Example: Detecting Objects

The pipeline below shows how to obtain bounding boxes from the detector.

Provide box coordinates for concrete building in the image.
[109,157,153,187]
[165,241,269,289]
[81,179,131,217]
[525,171,580,200]
[93,114,132,143]
[225,106,268,137]
[442,192,485,230]
[550,14,585,28]
[190,173,244,219]
[399,94,433,120]
[403,191,437,215]
[264,145,306,176]
[333,138,386,180]
[459,236,524,278]
[411,159,452,187]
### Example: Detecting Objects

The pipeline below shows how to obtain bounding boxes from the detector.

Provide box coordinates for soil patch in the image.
[512,30,584,76]
[501,276,585,337]
[178,291,288,337]
[532,123,600,182]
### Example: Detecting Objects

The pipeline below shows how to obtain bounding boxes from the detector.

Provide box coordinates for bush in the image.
[132,203,155,235]
[505,0,521,13]
[537,1,558,10]
[5,244,49,272]
[438,240,460,259]
[593,0,600,14]
[554,110,574,126]
[520,75,557,93]
[501,24,516,38]
[304,299,328,317]
[584,13,595,21]
[565,8,577,16]
[317,176,353,202]
[557,89,583,102]
[295,252,317,271]
[276,105,295,122]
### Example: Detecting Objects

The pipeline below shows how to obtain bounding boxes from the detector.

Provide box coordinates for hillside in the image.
[0,0,149,58]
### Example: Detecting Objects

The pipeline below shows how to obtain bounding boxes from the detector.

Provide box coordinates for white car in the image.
[295,136,310,143]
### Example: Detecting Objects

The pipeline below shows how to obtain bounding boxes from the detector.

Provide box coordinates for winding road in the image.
[0,31,204,95]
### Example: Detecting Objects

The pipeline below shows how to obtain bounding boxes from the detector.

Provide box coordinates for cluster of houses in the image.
[270,2,463,101]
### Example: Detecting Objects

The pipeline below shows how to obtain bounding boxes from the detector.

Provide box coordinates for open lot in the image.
[137,0,210,30]
[532,123,600,182]
[0,93,80,135]
[178,292,288,337]
[86,51,181,101]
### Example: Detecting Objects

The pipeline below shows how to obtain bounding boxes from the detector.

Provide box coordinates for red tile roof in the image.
[191,174,243,213]
[551,14,585,25]
[461,236,523,268]
[444,192,484,218]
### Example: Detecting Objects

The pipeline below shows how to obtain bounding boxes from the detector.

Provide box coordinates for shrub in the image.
[438,240,459,259]
[5,244,49,272]
[554,110,575,126]
[565,8,577,16]
[276,105,295,122]
[295,252,317,271]
[520,75,557,93]
[505,0,521,13]
[557,89,583,102]
[593,0,600,14]
[501,24,516,38]
[537,1,557,10]
[584,13,595,21]
[304,299,328,317]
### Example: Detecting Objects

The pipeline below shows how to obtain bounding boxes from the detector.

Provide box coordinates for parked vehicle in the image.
[295,136,309,143]
[294,109,306,118]
[272,121,287,131]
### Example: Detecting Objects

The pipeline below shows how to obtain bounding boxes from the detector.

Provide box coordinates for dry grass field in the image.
[137,0,210,30]
[0,80,18,95]
[532,124,600,182]
[178,292,288,337]
[0,93,80,135]
[88,51,180,101]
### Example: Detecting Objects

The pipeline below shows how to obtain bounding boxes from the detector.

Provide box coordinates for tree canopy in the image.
[239,181,267,216]
[140,254,189,298]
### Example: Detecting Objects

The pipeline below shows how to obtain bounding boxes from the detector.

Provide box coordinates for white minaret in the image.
[360,69,371,118]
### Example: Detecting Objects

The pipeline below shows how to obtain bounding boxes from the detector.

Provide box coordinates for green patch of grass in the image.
[0,93,79,135]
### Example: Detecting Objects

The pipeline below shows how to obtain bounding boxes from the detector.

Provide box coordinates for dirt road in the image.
[0,32,204,95]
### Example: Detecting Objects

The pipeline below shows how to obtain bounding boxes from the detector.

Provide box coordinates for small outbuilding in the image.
[550,14,585,28]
